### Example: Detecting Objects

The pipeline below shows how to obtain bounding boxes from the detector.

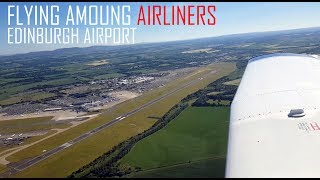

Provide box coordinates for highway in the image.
[2,70,217,176]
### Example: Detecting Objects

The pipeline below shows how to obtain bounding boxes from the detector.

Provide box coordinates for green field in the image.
[207,99,230,105]
[0,164,7,174]
[120,106,230,177]
[0,116,72,155]
[0,130,58,155]
[86,60,109,66]
[223,78,242,86]
[0,116,71,134]
[0,92,56,106]
[128,157,226,178]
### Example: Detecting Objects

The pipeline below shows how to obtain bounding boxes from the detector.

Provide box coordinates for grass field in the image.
[120,106,230,173]
[0,131,59,162]
[0,116,71,134]
[22,130,58,146]
[87,60,109,66]
[128,157,226,178]
[207,99,230,105]
[11,63,235,177]
[207,91,222,95]
[0,147,10,154]
[0,92,56,106]
[0,83,45,101]
[182,48,214,54]
[223,78,241,86]
[0,164,7,174]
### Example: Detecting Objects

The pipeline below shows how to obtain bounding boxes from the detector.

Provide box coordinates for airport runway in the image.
[2,70,217,177]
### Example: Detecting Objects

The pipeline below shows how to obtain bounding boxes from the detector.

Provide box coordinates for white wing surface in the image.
[226,53,320,178]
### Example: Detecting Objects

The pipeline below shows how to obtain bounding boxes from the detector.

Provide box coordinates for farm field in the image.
[119,106,230,178]
[128,157,226,178]
[0,92,56,106]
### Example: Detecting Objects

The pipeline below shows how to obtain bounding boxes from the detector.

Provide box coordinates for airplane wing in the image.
[225,53,320,178]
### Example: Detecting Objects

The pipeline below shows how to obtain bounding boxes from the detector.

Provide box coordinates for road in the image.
[2,70,217,177]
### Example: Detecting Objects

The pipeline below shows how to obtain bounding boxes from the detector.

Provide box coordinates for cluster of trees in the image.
[192,98,231,107]
[195,60,249,107]
[181,75,239,108]
[69,102,188,178]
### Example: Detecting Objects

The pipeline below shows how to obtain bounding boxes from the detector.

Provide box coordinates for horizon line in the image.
[2,25,320,57]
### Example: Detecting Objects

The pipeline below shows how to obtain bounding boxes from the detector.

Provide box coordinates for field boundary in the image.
[133,155,226,174]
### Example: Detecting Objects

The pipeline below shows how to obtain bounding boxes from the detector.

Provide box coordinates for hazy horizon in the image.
[2,26,320,57]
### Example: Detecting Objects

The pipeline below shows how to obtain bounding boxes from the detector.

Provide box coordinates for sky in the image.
[1,2,320,55]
